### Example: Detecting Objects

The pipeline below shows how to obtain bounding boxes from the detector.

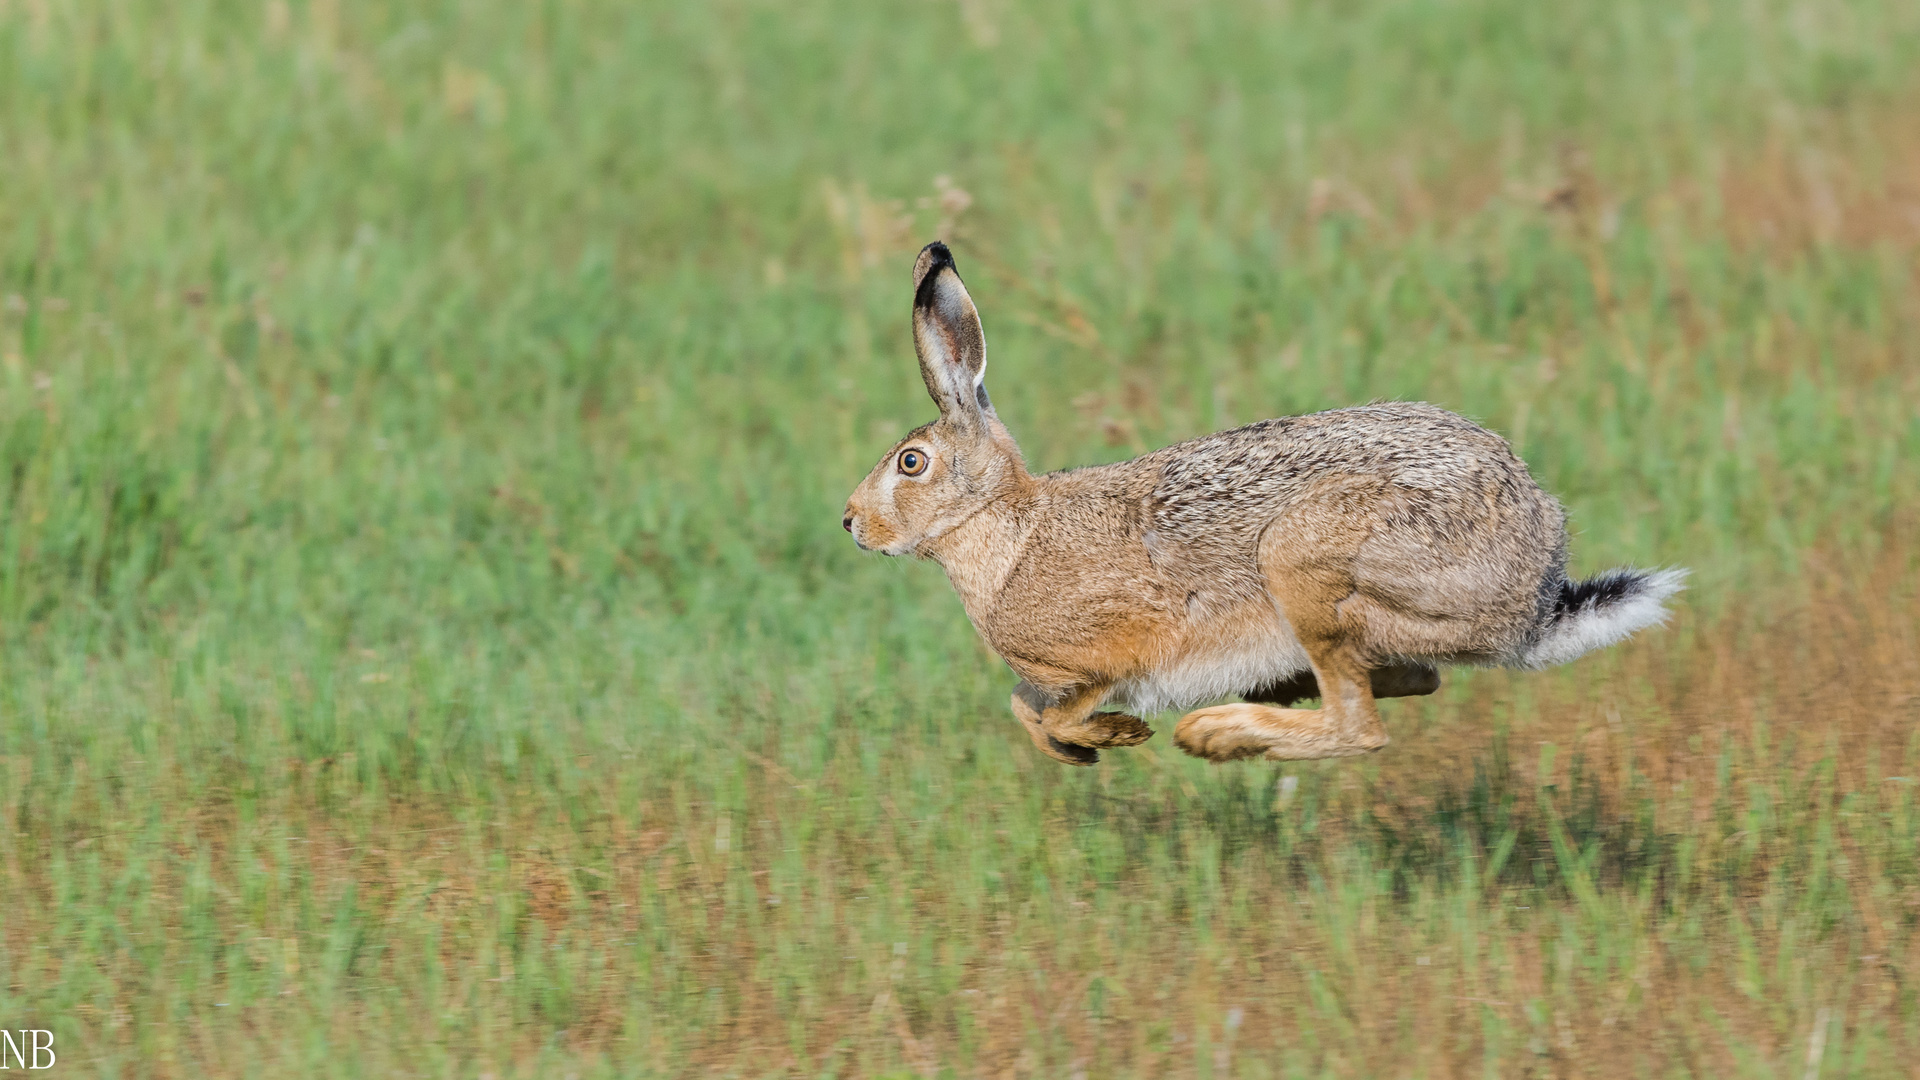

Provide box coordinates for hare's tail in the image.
[1516,567,1688,669]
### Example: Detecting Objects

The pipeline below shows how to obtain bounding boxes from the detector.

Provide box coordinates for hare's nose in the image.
[842,514,854,532]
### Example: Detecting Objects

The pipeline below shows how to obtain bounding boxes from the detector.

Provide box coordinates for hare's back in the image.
[1146,402,1560,549]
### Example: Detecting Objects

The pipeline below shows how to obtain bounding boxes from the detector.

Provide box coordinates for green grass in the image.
[3,0,1919,1075]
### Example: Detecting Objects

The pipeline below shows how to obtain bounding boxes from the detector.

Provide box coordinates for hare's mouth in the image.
[843,514,875,551]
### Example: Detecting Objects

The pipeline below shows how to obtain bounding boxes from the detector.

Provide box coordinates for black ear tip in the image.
[911,241,957,291]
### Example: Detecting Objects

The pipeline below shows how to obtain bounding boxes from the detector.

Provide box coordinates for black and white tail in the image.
[1518,567,1688,669]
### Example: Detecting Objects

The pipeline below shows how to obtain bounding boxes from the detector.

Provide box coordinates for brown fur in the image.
[845,242,1681,766]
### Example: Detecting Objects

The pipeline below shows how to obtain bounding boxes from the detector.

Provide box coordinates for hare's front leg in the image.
[1010,681,1154,767]
[1175,518,1390,762]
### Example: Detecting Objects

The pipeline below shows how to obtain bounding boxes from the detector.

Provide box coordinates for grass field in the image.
[3,0,1919,1075]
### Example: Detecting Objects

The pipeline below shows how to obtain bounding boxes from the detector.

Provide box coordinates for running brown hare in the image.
[843,242,1685,767]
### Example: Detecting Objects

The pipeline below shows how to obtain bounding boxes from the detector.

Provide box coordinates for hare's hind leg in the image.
[1011,681,1154,768]
[1174,654,1389,762]
[1246,663,1439,706]
[1176,510,1390,763]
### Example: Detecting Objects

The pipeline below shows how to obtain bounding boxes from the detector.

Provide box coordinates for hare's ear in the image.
[911,242,991,427]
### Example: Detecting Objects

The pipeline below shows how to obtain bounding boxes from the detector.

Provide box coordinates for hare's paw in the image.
[1074,711,1154,748]
[1173,704,1283,762]
[1023,718,1102,766]
[1370,664,1440,699]
[1176,703,1389,762]
[1009,690,1101,766]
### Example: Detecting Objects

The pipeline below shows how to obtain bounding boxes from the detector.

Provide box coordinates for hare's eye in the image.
[898,449,928,476]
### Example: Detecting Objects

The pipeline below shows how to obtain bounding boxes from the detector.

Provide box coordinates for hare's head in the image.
[844,243,1027,556]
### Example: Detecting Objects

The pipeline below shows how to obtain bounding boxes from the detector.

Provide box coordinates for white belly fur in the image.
[1109,627,1310,714]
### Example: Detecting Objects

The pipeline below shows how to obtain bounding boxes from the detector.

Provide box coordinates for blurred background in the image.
[2,0,1917,1075]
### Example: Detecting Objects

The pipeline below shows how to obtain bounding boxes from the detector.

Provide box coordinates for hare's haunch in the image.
[845,242,1685,767]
